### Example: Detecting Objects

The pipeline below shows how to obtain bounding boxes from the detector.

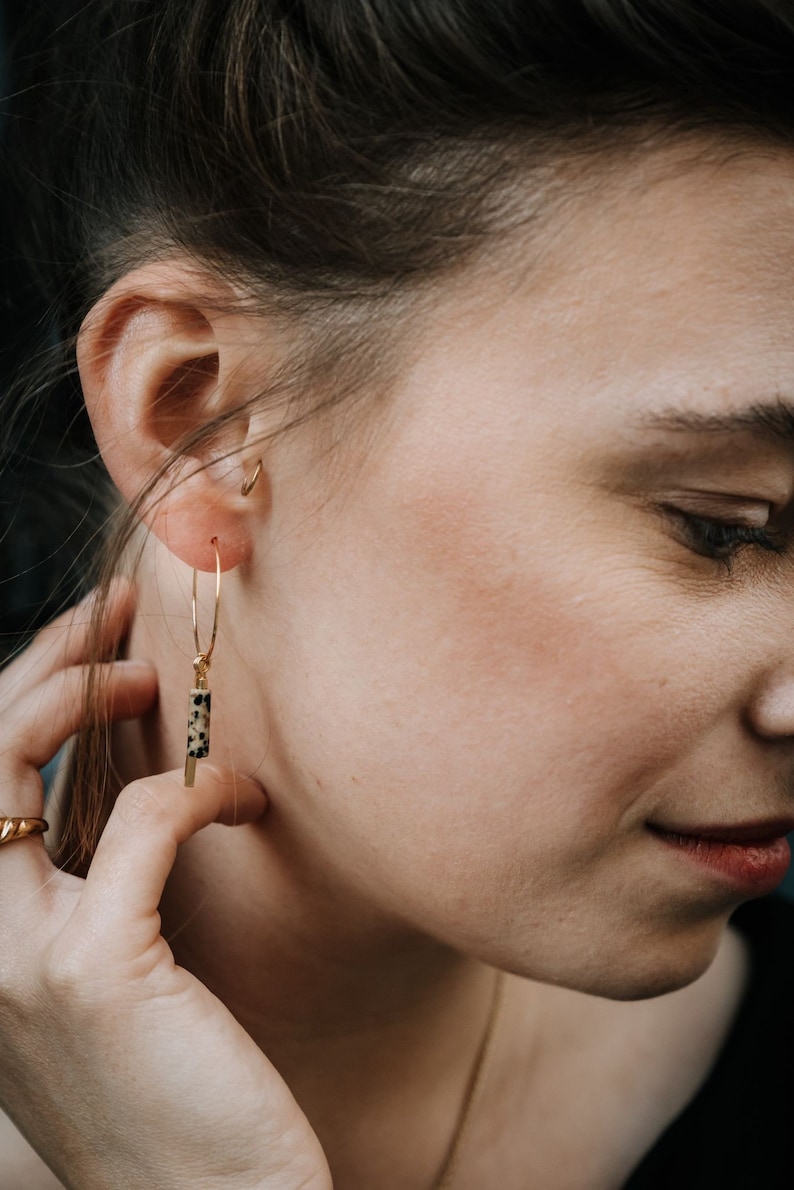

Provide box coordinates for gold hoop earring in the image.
[241,459,263,497]
[184,536,221,787]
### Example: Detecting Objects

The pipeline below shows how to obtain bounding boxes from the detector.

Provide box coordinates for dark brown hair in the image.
[4,0,794,871]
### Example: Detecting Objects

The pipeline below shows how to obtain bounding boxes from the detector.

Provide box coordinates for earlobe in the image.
[77,261,264,572]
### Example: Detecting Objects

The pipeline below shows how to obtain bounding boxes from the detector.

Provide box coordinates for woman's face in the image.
[222,142,794,998]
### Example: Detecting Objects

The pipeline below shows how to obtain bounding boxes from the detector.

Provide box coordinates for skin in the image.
[128,142,794,982]
[3,140,794,1188]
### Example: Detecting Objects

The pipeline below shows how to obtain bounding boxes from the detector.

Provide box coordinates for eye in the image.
[665,508,786,567]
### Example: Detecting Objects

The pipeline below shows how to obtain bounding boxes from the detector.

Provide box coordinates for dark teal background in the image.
[780,834,794,900]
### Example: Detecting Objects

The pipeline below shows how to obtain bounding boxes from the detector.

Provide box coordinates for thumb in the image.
[76,765,267,927]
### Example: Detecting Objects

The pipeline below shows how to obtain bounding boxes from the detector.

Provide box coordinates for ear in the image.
[76,260,270,572]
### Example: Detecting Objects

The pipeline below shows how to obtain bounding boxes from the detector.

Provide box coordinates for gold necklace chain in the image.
[431,969,507,1190]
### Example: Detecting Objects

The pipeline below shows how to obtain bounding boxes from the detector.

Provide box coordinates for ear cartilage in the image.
[184,682,211,787]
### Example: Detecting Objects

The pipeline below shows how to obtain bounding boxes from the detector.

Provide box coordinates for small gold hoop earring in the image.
[185,537,222,787]
[241,459,263,497]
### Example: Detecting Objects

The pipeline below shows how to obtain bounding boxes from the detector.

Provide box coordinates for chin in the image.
[498,911,727,1002]
[583,960,714,1001]
[571,917,727,1001]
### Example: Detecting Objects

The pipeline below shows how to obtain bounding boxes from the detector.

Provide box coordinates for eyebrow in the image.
[636,397,794,445]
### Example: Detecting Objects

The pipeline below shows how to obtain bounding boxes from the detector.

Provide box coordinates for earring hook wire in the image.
[192,536,221,668]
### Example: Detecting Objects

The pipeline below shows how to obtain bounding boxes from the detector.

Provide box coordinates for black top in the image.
[624,894,794,1189]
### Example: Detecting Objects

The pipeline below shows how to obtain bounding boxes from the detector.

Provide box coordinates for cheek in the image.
[259,442,751,985]
[403,501,682,819]
[281,466,705,875]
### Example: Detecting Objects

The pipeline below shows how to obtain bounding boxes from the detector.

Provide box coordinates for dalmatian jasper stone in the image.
[186,689,211,758]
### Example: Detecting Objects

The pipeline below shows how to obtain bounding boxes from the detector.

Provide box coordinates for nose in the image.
[745,665,794,741]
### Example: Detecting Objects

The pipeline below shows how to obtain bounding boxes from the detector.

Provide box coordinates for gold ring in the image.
[0,818,49,845]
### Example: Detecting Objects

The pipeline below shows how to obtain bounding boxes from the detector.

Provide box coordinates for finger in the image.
[0,824,56,910]
[1,659,157,782]
[0,579,135,704]
[76,766,267,927]
[0,657,156,908]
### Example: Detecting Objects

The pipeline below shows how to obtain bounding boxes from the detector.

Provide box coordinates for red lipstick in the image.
[648,820,792,896]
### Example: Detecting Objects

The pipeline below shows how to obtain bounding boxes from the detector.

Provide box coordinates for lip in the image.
[647,820,793,896]
[650,817,794,845]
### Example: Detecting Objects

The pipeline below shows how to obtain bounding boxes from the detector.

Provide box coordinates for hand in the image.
[0,585,332,1190]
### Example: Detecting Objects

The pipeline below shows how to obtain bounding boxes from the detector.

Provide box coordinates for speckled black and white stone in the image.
[186,689,211,759]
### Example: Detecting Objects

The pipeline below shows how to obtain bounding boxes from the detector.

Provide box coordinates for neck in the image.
[152,808,505,1189]
[113,721,504,1190]
[110,553,520,1188]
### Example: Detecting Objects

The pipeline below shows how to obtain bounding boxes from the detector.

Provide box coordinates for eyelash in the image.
[670,509,786,565]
